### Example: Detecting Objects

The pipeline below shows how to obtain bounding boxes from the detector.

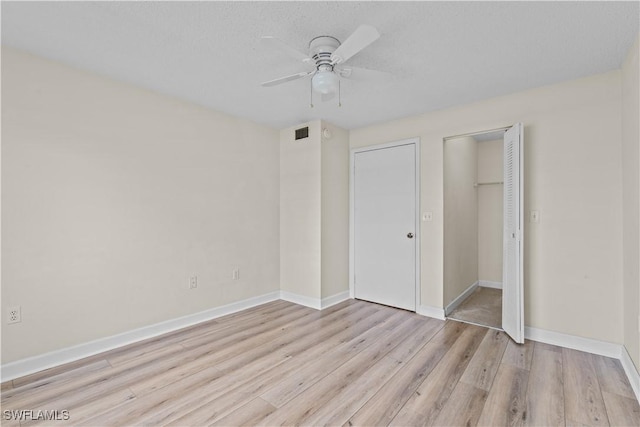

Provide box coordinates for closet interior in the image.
[444,130,504,329]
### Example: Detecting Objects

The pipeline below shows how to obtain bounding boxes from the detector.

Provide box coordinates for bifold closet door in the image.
[502,123,524,343]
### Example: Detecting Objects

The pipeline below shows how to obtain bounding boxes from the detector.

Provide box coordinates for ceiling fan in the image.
[260,25,385,105]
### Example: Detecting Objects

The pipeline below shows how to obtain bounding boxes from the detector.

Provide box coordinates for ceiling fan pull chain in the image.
[338,80,342,107]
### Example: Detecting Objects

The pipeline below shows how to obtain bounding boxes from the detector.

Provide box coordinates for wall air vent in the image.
[295,127,309,140]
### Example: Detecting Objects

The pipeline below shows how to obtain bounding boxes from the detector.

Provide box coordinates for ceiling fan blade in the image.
[330,25,380,65]
[261,36,312,63]
[261,71,314,87]
[336,65,391,82]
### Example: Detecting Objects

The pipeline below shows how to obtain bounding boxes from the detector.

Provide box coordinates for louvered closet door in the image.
[502,123,524,343]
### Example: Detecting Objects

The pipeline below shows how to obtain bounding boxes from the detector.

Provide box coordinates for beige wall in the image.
[279,120,349,301]
[351,70,623,344]
[320,122,349,299]
[279,121,322,299]
[622,34,640,369]
[1,48,281,363]
[443,137,478,306]
[477,139,503,283]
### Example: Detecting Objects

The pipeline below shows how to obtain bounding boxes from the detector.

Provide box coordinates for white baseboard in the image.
[445,281,479,316]
[479,280,502,290]
[524,326,621,359]
[321,291,350,309]
[278,290,351,310]
[620,346,640,403]
[1,291,281,382]
[417,305,446,320]
[279,291,321,310]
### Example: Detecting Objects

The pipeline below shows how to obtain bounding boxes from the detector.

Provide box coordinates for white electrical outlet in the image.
[233,269,240,280]
[422,212,433,222]
[7,306,21,324]
[189,276,198,289]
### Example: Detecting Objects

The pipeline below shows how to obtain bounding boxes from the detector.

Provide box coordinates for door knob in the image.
[407,233,414,239]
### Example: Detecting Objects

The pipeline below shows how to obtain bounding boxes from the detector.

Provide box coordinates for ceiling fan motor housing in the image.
[309,36,340,72]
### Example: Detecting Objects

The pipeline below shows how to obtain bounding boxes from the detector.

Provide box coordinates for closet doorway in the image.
[443,124,524,343]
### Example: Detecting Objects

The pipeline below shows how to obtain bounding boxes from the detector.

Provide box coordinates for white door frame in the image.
[349,137,421,311]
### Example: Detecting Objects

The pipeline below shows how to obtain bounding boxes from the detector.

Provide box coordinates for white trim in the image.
[349,142,355,300]
[349,137,421,312]
[415,140,421,312]
[321,291,350,309]
[479,280,502,290]
[0,291,281,382]
[443,126,511,141]
[279,291,321,310]
[444,281,479,316]
[278,290,350,310]
[620,345,640,402]
[351,138,419,154]
[417,305,446,320]
[524,326,621,359]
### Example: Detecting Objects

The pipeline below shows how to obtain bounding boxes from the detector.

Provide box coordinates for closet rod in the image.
[474,181,503,187]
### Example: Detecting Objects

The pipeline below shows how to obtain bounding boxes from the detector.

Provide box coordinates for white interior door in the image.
[352,142,417,311]
[502,123,524,343]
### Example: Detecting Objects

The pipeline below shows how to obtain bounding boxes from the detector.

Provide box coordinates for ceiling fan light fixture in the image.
[311,70,339,94]
[260,25,382,105]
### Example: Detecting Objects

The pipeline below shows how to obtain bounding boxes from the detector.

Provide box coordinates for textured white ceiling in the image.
[2,1,638,130]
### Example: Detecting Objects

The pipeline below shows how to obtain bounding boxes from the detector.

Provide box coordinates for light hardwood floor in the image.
[1,299,638,426]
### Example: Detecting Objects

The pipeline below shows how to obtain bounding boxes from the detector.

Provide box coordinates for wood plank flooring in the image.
[1,299,638,426]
